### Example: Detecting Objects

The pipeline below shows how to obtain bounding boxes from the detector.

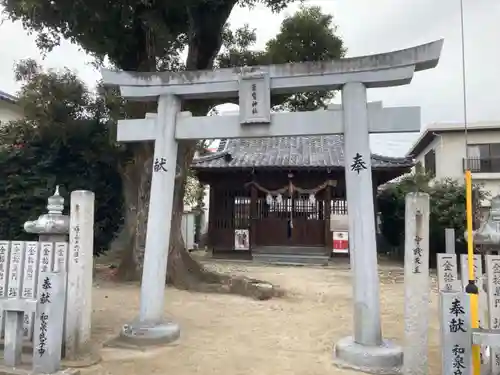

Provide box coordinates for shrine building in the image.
[192,134,413,261]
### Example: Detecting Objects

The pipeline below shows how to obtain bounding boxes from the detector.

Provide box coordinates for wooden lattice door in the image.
[291,193,325,246]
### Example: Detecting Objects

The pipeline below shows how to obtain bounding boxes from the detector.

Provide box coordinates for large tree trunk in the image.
[111,0,284,299]
[112,142,153,281]
[166,142,284,300]
[112,138,283,299]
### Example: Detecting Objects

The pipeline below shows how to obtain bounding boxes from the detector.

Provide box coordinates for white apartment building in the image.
[406,121,500,206]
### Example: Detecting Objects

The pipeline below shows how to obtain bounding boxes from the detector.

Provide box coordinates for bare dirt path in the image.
[83,261,441,375]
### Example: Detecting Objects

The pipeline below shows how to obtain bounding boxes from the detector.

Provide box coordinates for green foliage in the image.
[0,60,125,256]
[377,172,488,262]
[216,6,346,111]
[1,0,294,71]
[1,0,347,263]
[184,173,204,208]
[265,6,346,111]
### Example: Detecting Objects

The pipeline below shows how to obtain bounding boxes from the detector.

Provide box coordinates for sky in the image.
[0,0,498,156]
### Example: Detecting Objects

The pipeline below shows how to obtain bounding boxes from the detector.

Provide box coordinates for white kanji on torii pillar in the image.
[101,39,443,372]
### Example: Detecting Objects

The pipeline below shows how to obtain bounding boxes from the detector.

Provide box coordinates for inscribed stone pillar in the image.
[54,242,69,273]
[459,255,487,328]
[341,82,381,346]
[334,82,402,374]
[437,254,460,292]
[403,192,430,375]
[485,255,500,374]
[440,291,472,375]
[7,241,25,299]
[65,190,95,359]
[22,241,40,340]
[120,94,181,344]
[0,241,11,337]
[445,228,455,254]
[33,272,66,374]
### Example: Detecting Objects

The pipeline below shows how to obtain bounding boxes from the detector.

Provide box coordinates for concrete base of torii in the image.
[333,336,403,375]
[117,320,181,347]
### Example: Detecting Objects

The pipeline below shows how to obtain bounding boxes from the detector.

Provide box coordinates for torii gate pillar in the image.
[101,39,443,373]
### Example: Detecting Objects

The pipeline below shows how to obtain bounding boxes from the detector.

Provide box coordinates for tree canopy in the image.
[377,172,488,264]
[0,60,124,255]
[1,1,347,294]
[2,0,293,71]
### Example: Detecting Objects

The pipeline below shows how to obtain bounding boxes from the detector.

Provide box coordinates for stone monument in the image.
[65,190,95,360]
[465,194,500,250]
[402,193,430,375]
[23,187,97,363]
[463,195,500,374]
[101,40,443,372]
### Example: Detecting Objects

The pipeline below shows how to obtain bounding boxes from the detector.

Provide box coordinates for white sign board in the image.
[7,241,24,298]
[238,72,271,125]
[22,241,40,339]
[486,255,500,374]
[234,229,249,251]
[437,254,460,292]
[332,231,349,254]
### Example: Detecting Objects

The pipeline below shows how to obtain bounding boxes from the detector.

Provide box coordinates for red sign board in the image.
[332,231,349,254]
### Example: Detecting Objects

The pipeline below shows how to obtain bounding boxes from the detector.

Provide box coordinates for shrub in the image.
[377,172,488,265]
[0,119,124,256]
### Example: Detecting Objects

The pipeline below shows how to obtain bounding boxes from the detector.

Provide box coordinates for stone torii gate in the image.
[101,39,443,373]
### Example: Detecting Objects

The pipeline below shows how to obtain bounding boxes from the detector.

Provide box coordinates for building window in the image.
[424,149,436,178]
[466,143,500,172]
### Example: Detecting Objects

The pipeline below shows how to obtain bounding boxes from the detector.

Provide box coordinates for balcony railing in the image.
[463,157,500,173]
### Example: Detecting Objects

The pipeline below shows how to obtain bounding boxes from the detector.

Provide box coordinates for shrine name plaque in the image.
[238,71,271,125]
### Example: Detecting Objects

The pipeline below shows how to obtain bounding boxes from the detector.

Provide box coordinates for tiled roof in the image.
[192,135,413,170]
[0,90,17,104]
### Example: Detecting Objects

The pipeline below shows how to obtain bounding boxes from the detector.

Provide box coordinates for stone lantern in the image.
[464,194,500,252]
[23,185,70,243]
[463,195,500,369]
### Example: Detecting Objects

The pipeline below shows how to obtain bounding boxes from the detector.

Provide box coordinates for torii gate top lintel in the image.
[101,39,443,101]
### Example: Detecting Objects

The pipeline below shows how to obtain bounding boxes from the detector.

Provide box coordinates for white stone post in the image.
[120,94,181,343]
[334,82,402,373]
[65,190,94,359]
[485,255,500,373]
[440,291,472,375]
[33,271,66,374]
[0,241,11,338]
[403,193,430,375]
[22,241,40,340]
[2,298,37,368]
[341,82,381,346]
[445,228,455,254]
[437,254,460,292]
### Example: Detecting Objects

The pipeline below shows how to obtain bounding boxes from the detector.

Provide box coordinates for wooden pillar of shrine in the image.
[250,184,258,253]
[207,185,216,250]
[372,178,380,240]
[324,184,333,253]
